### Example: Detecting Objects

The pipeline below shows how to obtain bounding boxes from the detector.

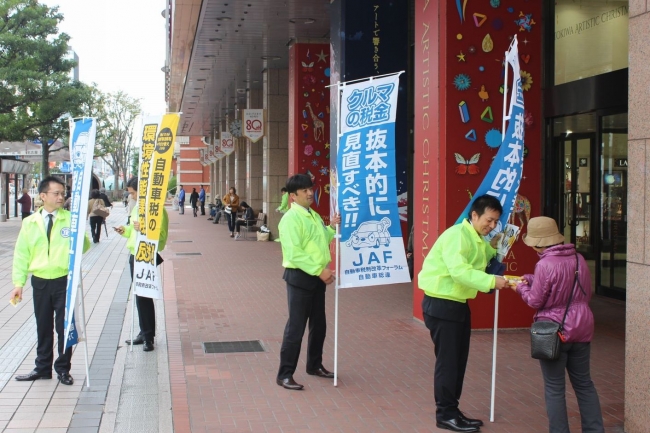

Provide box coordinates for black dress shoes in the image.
[15,370,52,381]
[458,412,483,427]
[436,417,480,432]
[126,334,145,345]
[306,367,335,378]
[143,341,154,352]
[276,377,304,390]
[57,373,74,386]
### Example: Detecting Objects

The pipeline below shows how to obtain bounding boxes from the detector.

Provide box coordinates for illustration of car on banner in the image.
[345,217,392,250]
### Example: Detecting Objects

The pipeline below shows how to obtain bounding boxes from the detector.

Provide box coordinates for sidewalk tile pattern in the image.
[163,210,626,433]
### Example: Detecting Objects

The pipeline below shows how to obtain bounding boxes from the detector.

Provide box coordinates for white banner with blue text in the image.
[337,73,410,288]
[64,118,96,349]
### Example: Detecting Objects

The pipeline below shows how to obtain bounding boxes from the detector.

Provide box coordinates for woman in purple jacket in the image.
[512,217,604,433]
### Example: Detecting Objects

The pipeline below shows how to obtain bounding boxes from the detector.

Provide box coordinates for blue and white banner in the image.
[456,37,525,232]
[337,73,410,288]
[64,118,96,349]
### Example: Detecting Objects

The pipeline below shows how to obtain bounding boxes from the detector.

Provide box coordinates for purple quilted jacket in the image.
[516,244,594,343]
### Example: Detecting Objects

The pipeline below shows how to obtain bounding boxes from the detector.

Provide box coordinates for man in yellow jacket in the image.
[11,176,90,385]
[418,195,508,432]
[276,174,341,391]
[115,176,168,352]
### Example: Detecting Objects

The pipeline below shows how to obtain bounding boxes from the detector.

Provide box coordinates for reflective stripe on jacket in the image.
[279,205,335,276]
[418,219,496,303]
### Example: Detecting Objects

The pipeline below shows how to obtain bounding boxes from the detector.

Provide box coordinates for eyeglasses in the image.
[45,191,66,197]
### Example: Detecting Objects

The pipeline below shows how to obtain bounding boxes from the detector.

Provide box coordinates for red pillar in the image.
[414,0,543,328]
[288,42,331,223]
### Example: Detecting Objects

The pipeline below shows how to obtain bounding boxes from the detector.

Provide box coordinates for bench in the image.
[240,212,266,240]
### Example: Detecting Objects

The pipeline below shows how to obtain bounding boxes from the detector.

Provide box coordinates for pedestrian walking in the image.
[511,217,604,433]
[189,188,199,217]
[276,174,341,391]
[276,187,289,213]
[11,176,90,385]
[178,185,186,214]
[16,188,32,219]
[114,176,169,352]
[123,190,129,207]
[199,185,206,215]
[222,187,240,237]
[418,194,508,432]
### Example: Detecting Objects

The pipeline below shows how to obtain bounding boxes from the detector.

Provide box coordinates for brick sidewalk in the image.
[163,209,625,433]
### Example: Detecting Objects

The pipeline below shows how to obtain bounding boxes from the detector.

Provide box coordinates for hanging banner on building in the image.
[198,148,208,166]
[133,114,179,299]
[207,143,217,163]
[243,109,264,142]
[220,131,234,155]
[455,37,525,237]
[214,143,226,160]
[64,118,96,349]
[336,73,410,288]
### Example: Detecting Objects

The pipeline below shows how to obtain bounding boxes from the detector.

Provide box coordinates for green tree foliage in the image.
[0,0,93,177]
[94,91,141,194]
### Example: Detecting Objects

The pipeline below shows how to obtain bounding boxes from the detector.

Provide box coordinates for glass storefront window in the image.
[555,0,629,85]
[600,113,627,294]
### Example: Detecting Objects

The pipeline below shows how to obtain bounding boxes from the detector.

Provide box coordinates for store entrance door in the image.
[559,134,596,260]
[550,112,628,300]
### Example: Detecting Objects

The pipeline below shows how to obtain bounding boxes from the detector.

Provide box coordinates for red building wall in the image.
[414,0,543,328]
[288,42,332,223]
[179,136,211,194]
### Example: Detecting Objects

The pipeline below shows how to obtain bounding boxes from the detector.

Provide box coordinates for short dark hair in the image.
[240,201,249,208]
[38,176,65,194]
[179,185,183,188]
[90,189,100,199]
[281,187,287,193]
[469,194,503,219]
[285,174,313,194]
[126,176,139,191]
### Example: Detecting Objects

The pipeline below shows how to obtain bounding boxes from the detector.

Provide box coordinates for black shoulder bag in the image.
[530,253,584,361]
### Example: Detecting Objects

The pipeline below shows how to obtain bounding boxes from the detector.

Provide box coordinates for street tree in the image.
[95,91,141,195]
[0,0,91,177]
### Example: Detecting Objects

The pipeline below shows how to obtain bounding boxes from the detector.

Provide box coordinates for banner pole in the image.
[130,282,135,353]
[490,37,514,423]
[78,280,91,388]
[334,224,340,387]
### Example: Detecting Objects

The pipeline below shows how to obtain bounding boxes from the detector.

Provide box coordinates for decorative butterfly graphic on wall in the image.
[301,61,314,72]
[454,153,481,175]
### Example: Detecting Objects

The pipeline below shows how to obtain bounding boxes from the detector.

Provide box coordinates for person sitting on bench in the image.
[209,200,223,223]
[234,202,256,239]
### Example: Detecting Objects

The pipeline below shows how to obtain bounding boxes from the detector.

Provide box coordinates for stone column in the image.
[247,88,264,212]
[235,137,247,201]
[626,4,650,432]
[263,68,289,238]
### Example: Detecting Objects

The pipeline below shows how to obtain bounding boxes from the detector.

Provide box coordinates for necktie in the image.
[46,214,53,245]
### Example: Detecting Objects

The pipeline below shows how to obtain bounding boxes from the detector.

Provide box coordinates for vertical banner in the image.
[337,73,410,288]
[455,37,525,236]
[198,148,208,166]
[220,131,234,156]
[133,114,180,299]
[64,118,97,349]
[207,143,217,163]
[243,109,264,142]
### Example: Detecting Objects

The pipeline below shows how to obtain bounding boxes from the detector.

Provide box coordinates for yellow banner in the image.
[138,123,158,233]
[146,113,179,241]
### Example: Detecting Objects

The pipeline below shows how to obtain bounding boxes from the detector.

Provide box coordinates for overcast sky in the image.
[42,0,168,115]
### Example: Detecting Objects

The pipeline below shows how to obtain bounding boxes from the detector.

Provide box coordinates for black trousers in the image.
[129,255,156,342]
[423,297,472,421]
[277,278,327,380]
[200,200,205,215]
[226,212,237,232]
[89,216,103,241]
[32,275,72,375]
